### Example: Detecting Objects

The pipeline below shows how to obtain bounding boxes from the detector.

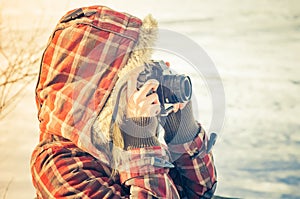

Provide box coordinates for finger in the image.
[129,102,161,117]
[127,73,138,100]
[127,67,144,99]
[138,93,160,107]
[147,104,161,117]
[135,104,161,117]
[130,88,159,109]
[147,93,160,105]
[179,102,188,110]
[136,94,160,117]
[173,103,180,113]
[165,61,170,68]
[137,79,159,98]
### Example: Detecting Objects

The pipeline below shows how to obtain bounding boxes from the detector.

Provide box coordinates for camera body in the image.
[137,60,192,115]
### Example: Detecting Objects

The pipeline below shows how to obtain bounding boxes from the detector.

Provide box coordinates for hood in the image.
[36,5,157,163]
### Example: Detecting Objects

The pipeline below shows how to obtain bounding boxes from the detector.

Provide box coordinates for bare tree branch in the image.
[2,178,13,199]
[0,4,46,120]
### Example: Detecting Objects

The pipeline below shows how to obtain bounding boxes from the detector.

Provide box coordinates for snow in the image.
[0,0,299,198]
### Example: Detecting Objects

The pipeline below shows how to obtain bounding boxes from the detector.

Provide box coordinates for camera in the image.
[137,60,192,115]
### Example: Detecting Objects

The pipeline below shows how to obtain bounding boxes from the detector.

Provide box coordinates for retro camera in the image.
[137,60,192,116]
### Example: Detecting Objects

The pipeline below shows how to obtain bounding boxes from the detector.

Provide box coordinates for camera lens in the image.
[162,75,192,103]
[182,76,192,100]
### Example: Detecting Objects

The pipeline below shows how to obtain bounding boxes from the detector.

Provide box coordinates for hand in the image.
[126,72,161,118]
[119,70,161,150]
[161,62,199,144]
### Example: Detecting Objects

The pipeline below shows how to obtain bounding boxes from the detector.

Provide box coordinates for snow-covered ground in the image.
[0,0,299,198]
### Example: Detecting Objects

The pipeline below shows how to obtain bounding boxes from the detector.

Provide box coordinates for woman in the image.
[31,5,217,198]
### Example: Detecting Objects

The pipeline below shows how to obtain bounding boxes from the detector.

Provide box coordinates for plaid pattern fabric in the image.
[31,133,216,198]
[31,5,217,198]
[167,126,209,158]
[167,127,217,198]
[35,5,142,159]
[118,146,180,198]
[31,135,125,198]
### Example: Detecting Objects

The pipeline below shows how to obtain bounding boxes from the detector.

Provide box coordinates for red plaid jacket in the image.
[31,5,217,199]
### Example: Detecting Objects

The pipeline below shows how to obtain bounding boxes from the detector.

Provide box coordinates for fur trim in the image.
[92,15,158,161]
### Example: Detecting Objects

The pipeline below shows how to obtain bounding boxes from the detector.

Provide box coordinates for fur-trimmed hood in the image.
[35,5,157,164]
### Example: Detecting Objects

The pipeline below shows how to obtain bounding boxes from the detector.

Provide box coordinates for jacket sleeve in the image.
[117,116,181,198]
[118,146,180,198]
[31,137,128,199]
[167,127,217,199]
[31,135,180,199]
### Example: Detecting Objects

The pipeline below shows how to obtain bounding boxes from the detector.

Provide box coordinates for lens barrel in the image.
[162,75,192,103]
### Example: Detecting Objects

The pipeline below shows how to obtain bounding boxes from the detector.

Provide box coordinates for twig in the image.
[0,72,38,87]
[2,178,13,199]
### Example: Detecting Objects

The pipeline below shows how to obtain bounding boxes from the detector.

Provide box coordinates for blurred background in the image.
[0,0,299,198]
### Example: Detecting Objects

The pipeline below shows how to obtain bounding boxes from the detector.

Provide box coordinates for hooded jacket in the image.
[31,5,216,198]
[35,5,156,161]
